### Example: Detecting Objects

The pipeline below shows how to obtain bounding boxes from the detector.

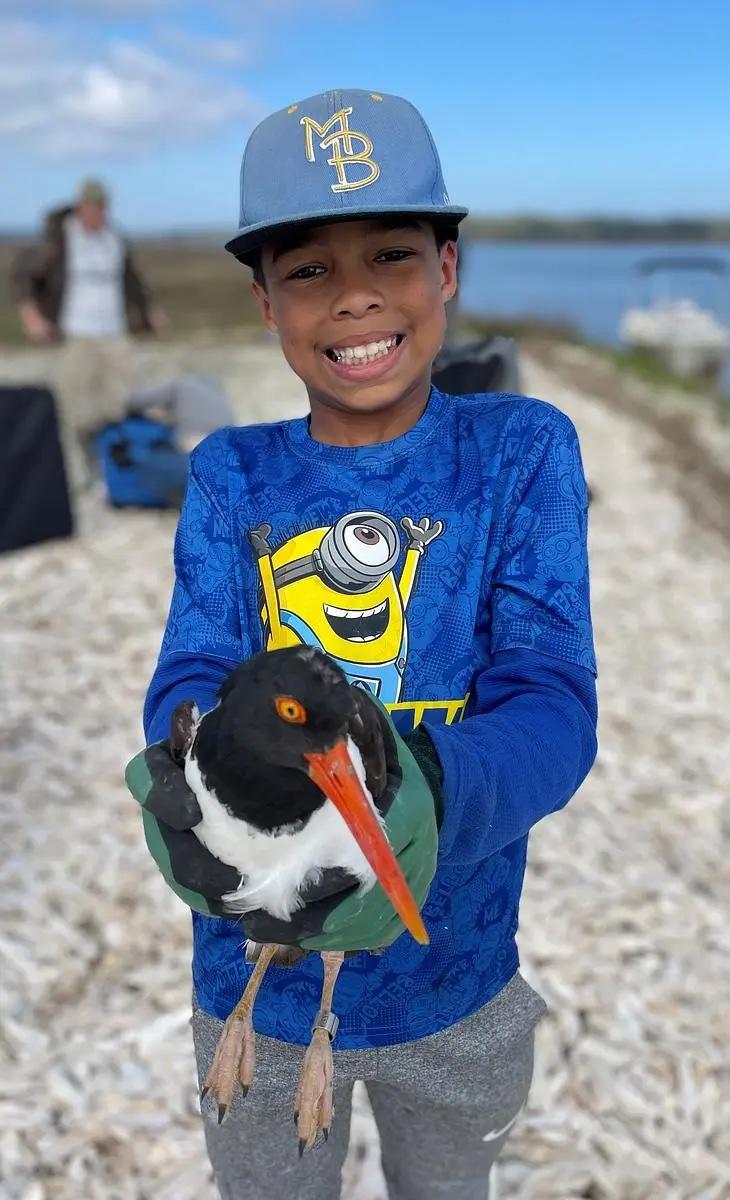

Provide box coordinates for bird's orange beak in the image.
[305,741,429,945]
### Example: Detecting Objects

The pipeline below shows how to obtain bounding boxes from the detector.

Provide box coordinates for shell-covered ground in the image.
[1,338,728,1200]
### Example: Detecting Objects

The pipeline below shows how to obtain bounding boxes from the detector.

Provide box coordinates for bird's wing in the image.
[348,686,389,801]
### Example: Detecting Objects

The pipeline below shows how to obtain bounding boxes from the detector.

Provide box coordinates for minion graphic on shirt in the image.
[248,511,444,704]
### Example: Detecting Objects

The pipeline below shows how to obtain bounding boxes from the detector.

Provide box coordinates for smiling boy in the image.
[137,90,597,1199]
[250,215,456,446]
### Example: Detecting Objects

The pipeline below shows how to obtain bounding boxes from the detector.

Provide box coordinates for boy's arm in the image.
[422,407,598,867]
[144,441,247,743]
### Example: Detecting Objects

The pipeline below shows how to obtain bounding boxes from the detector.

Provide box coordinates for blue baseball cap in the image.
[225,88,468,264]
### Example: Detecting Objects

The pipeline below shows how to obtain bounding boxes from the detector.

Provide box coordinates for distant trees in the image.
[463,216,730,242]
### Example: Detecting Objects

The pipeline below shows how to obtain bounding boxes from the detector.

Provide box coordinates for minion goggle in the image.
[272,512,400,594]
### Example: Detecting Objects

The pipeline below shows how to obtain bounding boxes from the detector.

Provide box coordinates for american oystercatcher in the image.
[170,645,429,1153]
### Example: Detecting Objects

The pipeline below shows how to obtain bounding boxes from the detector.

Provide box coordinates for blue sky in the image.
[1,0,728,231]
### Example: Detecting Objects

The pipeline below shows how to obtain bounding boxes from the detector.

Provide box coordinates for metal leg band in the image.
[312,1009,339,1041]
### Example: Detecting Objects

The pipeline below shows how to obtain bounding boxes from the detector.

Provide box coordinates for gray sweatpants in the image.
[192,971,547,1200]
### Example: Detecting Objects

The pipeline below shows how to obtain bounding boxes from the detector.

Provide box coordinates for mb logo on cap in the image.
[300,107,381,194]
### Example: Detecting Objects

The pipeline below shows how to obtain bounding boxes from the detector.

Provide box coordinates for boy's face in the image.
[251,218,457,419]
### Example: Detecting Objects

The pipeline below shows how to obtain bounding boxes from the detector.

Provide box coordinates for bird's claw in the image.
[294,1027,334,1154]
[200,1013,256,1121]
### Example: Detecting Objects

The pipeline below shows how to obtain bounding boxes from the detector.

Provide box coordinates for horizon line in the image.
[1,212,730,240]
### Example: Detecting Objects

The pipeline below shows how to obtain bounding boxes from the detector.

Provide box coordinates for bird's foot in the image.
[294,1026,335,1155]
[201,1011,256,1124]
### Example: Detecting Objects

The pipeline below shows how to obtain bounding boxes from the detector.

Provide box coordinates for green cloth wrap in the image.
[125,748,219,917]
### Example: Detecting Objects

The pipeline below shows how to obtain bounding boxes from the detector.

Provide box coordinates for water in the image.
[459,241,730,391]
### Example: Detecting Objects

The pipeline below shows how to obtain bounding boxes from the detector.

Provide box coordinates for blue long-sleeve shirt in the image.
[144,386,597,1047]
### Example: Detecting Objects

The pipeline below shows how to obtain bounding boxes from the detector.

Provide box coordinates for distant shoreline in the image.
[2,216,730,245]
[461,218,730,243]
[463,217,730,243]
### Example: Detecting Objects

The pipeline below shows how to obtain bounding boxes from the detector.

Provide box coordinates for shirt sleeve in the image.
[424,648,597,866]
[490,408,596,673]
[424,409,598,866]
[143,445,247,745]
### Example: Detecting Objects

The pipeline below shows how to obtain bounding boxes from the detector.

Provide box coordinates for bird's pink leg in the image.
[201,942,279,1124]
[295,951,345,1155]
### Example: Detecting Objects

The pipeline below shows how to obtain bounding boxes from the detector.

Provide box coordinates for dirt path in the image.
[0,342,728,1200]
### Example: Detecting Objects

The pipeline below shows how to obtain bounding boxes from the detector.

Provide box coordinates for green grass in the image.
[594,345,713,396]
[0,242,25,342]
[458,312,582,344]
[132,238,261,334]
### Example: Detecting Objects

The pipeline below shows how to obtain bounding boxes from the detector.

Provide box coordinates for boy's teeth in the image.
[331,336,398,364]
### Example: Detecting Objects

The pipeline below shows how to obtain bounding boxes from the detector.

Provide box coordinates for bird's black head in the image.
[216,645,354,758]
[184,646,357,828]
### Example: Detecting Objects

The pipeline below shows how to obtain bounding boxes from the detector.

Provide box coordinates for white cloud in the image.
[159,28,250,66]
[0,0,365,160]
[0,20,260,158]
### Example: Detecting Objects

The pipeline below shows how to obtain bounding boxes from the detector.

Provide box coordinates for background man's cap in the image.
[78,178,109,206]
[225,89,468,264]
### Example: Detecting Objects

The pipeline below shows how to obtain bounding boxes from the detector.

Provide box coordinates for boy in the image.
[134,89,597,1199]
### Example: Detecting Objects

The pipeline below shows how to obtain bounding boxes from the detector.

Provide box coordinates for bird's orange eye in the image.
[274,696,307,724]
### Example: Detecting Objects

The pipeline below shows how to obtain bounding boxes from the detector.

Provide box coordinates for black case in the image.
[0,385,73,553]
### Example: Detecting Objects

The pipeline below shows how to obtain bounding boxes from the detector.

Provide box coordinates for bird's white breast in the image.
[184,737,379,920]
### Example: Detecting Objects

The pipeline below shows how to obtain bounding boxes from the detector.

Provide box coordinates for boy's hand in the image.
[125,743,358,920]
[125,699,440,949]
[125,743,243,915]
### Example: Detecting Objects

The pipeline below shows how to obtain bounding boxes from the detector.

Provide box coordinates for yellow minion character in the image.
[248,511,443,703]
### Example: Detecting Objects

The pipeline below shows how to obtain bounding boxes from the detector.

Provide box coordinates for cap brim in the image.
[225,204,469,266]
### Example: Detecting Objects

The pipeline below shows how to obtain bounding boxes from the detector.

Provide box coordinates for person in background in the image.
[127,374,235,455]
[117,374,236,508]
[12,178,166,493]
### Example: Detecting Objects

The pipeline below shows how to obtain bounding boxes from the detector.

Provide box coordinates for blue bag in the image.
[95,416,189,508]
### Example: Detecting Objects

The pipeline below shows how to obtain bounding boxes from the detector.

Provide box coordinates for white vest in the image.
[59,215,127,338]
